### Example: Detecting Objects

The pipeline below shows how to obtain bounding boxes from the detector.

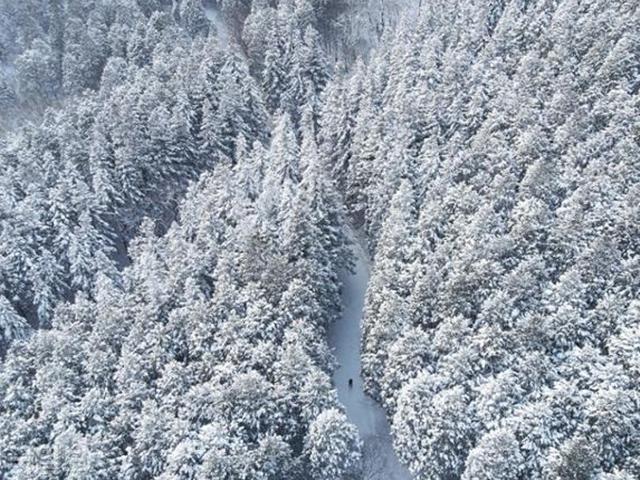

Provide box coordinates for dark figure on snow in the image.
[348,378,353,388]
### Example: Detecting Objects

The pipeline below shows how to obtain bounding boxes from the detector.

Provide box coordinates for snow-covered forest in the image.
[0,0,639,479]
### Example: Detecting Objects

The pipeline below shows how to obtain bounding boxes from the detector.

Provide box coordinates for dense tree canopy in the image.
[320,0,640,478]
[1,0,639,479]
[0,119,355,478]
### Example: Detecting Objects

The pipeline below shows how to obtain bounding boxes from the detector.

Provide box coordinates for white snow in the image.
[328,230,412,480]
[0,61,15,77]
[204,5,231,47]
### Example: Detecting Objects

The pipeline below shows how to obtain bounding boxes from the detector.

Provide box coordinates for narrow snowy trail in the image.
[328,232,412,480]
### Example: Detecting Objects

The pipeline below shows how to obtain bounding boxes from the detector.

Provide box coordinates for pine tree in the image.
[304,409,362,480]
[68,210,114,292]
[462,428,523,480]
[0,296,29,355]
[262,34,286,112]
[30,248,66,327]
[179,0,209,37]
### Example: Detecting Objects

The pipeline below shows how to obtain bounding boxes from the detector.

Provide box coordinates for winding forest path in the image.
[328,231,412,480]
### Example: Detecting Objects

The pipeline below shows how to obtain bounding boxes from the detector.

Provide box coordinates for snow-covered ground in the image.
[0,61,15,78]
[328,231,412,480]
[204,4,231,47]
